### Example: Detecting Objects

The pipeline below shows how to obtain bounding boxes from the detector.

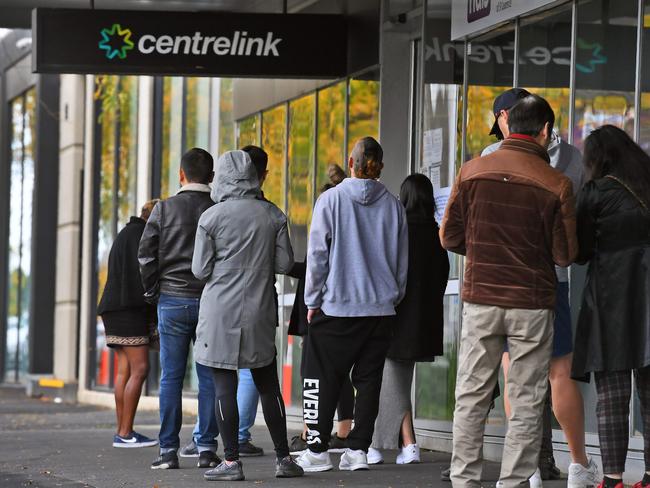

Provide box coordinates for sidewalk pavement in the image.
[0,386,567,488]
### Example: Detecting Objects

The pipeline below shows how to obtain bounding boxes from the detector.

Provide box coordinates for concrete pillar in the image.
[52,75,85,386]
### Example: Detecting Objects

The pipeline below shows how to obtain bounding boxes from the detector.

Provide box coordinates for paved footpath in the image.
[0,386,567,488]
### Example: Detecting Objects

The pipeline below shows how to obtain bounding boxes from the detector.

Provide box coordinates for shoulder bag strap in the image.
[604,174,649,213]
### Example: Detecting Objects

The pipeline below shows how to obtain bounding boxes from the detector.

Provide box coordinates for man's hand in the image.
[307,308,321,324]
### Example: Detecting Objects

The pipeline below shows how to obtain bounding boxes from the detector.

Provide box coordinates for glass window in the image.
[640,0,650,154]
[219,79,236,153]
[317,82,346,190]
[160,77,183,199]
[237,114,260,148]
[185,78,211,150]
[93,75,139,389]
[347,78,380,155]
[261,105,287,210]
[574,0,639,149]
[4,88,36,383]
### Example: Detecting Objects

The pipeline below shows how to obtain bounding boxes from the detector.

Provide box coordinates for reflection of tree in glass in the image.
[220,79,235,153]
[317,82,346,190]
[347,80,380,156]
[262,106,286,209]
[237,115,259,149]
[288,96,315,227]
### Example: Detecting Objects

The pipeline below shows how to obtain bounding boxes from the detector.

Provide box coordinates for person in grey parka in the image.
[191,150,303,482]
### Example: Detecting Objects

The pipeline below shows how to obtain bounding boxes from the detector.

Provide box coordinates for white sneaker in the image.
[367,447,384,465]
[568,457,599,488]
[530,468,543,488]
[339,448,369,471]
[295,450,333,472]
[396,444,420,465]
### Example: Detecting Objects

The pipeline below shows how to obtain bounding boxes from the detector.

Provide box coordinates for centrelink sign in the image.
[32,8,347,78]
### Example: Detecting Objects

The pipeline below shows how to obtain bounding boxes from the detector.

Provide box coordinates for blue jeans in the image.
[158,294,218,450]
[192,369,260,444]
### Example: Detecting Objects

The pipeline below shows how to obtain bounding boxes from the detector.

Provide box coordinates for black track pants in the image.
[302,313,392,453]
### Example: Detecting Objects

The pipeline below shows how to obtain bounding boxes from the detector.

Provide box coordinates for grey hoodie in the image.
[192,150,294,370]
[482,131,585,282]
[305,177,409,317]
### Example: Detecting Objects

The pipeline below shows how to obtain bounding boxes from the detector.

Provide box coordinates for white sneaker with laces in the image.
[568,457,599,488]
[396,444,420,465]
[529,467,543,488]
[367,447,384,465]
[339,448,369,471]
[295,450,333,472]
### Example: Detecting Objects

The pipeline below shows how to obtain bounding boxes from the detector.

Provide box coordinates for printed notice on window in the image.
[434,186,452,224]
[423,128,444,166]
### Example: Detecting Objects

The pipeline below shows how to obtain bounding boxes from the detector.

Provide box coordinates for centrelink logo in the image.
[98,24,283,60]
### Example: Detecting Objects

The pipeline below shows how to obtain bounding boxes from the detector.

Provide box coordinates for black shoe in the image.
[289,434,308,455]
[275,455,304,478]
[441,466,451,482]
[539,456,562,480]
[204,460,245,481]
[151,451,179,470]
[239,440,264,457]
[198,450,222,468]
[328,434,347,453]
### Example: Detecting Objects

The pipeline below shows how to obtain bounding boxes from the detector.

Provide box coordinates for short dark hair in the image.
[181,148,214,184]
[507,94,555,138]
[351,137,383,179]
[241,145,268,180]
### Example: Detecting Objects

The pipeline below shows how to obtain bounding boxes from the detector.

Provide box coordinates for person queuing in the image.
[191,150,303,481]
[296,137,408,473]
[367,174,449,466]
[138,148,220,470]
[482,88,597,488]
[571,126,650,488]
[287,164,355,455]
[440,95,577,488]
[98,199,160,449]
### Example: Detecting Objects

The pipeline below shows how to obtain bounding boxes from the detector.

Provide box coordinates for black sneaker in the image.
[198,450,222,468]
[275,456,304,478]
[204,460,245,481]
[441,466,451,481]
[179,439,199,458]
[328,434,347,453]
[151,451,179,470]
[539,456,562,480]
[289,434,308,455]
[239,440,264,457]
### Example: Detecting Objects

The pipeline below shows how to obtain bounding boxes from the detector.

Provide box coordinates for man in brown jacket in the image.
[440,94,577,488]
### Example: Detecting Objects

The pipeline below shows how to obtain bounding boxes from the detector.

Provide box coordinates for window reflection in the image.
[261,106,287,209]
[237,114,260,149]
[317,82,346,190]
[161,77,183,199]
[639,0,650,154]
[348,79,380,155]
[186,78,211,150]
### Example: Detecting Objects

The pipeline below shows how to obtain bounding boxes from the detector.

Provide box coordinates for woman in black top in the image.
[571,126,650,488]
[97,199,159,449]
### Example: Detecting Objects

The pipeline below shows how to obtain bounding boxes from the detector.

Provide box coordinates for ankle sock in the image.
[603,476,622,488]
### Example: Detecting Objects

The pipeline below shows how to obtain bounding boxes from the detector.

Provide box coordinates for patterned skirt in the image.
[101,307,157,348]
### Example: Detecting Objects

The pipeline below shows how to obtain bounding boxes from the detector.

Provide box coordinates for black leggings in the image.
[212,359,289,461]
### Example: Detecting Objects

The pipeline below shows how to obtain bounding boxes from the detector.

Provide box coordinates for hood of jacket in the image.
[338,177,387,206]
[211,150,262,203]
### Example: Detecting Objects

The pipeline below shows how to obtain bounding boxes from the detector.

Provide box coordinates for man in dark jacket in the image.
[138,148,220,470]
[440,95,577,488]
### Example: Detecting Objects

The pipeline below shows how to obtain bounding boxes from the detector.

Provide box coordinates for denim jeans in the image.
[237,369,260,443]
[158,294,218,450]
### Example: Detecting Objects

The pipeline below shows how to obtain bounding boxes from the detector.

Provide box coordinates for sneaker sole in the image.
[276,471,305,478]
[203,473,245,481]
[113,441,159,448]
[368,459,384,465]
[198,462,220,468]
[299,464,334,473]
[151,463,179,470]
[396,459,421,465]
[339,463,369,471]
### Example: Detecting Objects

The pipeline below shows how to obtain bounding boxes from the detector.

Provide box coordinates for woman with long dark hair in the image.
[572,125,650,488]
[367,173,449,465]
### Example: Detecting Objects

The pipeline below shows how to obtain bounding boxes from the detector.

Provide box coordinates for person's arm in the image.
[138,203,162,302]
[575,181,598,265]
[552,178,578,267]
[274,216,295,275]
[192,217,217,281]
[439,173,466,255]
[304,197,332,319]
[395,204,409,305]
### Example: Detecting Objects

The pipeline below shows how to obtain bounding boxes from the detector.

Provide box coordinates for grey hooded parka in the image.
[192,150,294,370]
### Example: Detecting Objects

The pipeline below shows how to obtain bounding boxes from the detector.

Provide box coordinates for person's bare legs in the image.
[114,347,129,435]
[549,354,588,466]
[337,419,352,438]
[502,352,512,418]
[117,345,149,437]
[400,411,416,446]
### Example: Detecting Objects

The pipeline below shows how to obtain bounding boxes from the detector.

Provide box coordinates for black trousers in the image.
[211,359,290,461]
[302,313,392,453]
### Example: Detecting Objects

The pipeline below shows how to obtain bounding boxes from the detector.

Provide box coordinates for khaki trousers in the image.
[451,302,554,488]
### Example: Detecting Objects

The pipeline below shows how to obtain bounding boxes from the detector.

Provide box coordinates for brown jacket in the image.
[440,135,577,310]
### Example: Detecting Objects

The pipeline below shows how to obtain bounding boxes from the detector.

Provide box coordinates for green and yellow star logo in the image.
[98,24,134,60]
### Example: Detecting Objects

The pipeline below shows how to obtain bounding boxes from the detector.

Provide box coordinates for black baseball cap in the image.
[489,88,531,138]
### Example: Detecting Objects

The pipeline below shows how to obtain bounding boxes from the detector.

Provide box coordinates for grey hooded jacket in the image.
[192,150,294,370]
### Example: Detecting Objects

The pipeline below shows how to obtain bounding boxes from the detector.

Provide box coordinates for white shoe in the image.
[568,457,599,488]
[396,444,420,465]
[367,447,384,465]
[339,448,369,471]
[295,450,333,472]
[529,468,543,488]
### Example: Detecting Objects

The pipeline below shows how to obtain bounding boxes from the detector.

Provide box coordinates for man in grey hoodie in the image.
[296,137,409,473]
